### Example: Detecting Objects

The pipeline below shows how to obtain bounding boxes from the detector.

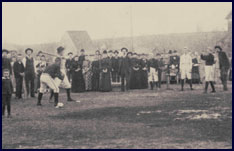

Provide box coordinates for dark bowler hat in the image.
[25,48,33,54]
[57,46,65,53]
[214,45,222,51]
[80,49,85,52]
[2,49,9,54]
[114,50,119,54]
[121,47,128,52]
[103,50,107,54]
[108,50,113,53]
[68,52,73,55]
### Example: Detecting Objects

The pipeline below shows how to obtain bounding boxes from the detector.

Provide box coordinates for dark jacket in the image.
[169,55,180,66]
[118,57,131,75]
[44,63,63,80]
[92,60,100,74]
[218,51,230,69]
[2,57,12,75]
[100,58,112,72]
[201,53,215,66]
[111,57,119,72]
[140,59,148,71]
[2,77,13,94]
[25,57,35,76]
[13,61,25,78]
[148,58,159,71]
[65,59,74,71]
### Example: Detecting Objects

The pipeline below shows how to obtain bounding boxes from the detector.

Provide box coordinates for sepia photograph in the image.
[2,2,232,149]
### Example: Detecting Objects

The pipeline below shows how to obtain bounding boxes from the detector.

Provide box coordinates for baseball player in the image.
[180,47,193,91]
[50,46,76,102]
[37,58,64,107]
[201,47,216,93]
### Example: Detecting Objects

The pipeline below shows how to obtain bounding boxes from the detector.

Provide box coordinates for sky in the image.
[2,2,232,45]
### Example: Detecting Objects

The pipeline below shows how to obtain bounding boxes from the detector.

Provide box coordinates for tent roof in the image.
[66,31,96,53]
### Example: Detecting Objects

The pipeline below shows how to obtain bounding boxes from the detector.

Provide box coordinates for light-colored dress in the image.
[82,59,93,91]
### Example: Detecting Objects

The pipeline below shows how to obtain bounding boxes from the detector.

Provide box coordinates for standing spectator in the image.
[36,55,48,92]
[91,50,101,91]
[71,55,85,93]
[201,47,216,93]
[13,54,25,99]
[148,53,159,90]
[2,49,12,76]
[99,50,112,92]
[118,48,131,92]
[140,54,148,89]
[130,53,141,89]
[65,52,74,82]
[22,48,35,98]
[215,46,230,91]
[83,56,93,91]
[156,54,164,88]
[191,52,200,83]
[10,56,17,94]
[180,47,193,91]
[111,50,120,83]
[2,69,13,118]
[78,49,85,66]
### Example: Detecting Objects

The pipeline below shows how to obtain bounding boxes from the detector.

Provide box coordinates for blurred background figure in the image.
[65,52,74,82]
[91,50,101,91]
[71,55,85,93]
[82,55,93,91]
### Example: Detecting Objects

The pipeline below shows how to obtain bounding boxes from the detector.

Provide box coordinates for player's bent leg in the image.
[60,75,76,102]
[37,82,47,106]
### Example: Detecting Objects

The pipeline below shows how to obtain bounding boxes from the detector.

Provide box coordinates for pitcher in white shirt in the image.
[180,47,193,91]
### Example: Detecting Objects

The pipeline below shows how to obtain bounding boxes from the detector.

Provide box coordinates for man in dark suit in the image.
[22,48,35,98]
[118,48,131,91]
[2,49,12,76]
[13,54,25,99]
[215,46,230,91]
[111,50,120,83]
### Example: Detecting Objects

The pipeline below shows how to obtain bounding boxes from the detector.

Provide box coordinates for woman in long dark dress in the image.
[130,53,141,89]
[140,54,149,89]
[71,55,85,93]
[99,50,112,92]
[192,53,200,84]
[92,50,101,91]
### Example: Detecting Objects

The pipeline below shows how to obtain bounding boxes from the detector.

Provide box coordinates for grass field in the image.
[2,83,232,149]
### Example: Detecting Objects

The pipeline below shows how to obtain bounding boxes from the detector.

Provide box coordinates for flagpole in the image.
[130,5,134,52]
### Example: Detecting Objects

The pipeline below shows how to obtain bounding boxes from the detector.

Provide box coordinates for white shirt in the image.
[180,53,192,70]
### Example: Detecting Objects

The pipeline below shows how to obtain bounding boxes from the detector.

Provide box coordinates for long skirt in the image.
[192,66,200,83]
[92,71,100,91]
[130,70,141,89]
[141,70,148,89]
[71,71,85,93]
[99,71,112,92]
[83,71,93,91]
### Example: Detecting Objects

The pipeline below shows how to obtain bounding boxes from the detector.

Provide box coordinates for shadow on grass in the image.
[50,92,232,144]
